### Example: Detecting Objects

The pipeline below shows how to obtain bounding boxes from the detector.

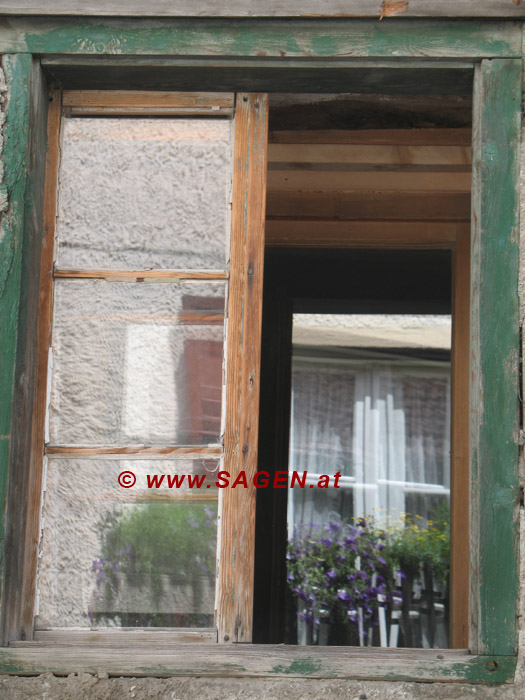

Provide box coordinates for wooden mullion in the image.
[45,446,223,458]
[53,269,228,280]
[218,93,268,644]
[19,90,62,641]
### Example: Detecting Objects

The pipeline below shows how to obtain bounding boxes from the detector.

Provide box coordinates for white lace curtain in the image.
[288,357,451,530]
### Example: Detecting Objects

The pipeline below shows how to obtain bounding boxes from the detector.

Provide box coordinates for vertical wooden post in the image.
[470,59,521,656]
[0,58,51,644]
[450,223,470,648]
[218,93,268,643]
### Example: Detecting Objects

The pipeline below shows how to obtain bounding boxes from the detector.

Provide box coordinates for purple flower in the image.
[326,569,337,580]
[337,589,351,602]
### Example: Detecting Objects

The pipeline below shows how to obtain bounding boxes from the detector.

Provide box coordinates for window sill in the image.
[0,640,516,683]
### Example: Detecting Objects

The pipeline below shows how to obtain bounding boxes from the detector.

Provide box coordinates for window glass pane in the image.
[49,280,225,445]
[36,458,219,629]
[56,118,231,270]
[287,314,451,648]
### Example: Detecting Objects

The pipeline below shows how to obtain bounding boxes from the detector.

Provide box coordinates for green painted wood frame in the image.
[0,17,521,683]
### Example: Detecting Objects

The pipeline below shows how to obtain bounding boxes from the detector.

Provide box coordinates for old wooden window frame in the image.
[0,18,520,684]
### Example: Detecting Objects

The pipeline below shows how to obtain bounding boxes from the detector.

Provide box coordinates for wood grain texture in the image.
[0,1,523,18]
[11,91,62,644]
[470,60,521,657]
[63,90,233,108]
[267,170,470,192]
[53,269,228,280]
[269,129,473,146]
[41,60,475,96]
[268,144,471,167]
[44,446,222,458]
[0,644,516,683]
[30,628,217,645]
[265,220,463,247]
[218,94,268,645]
[450,226,470,649]
[0,18,520,59]
[0,57,47,646]
[266,191,471,221]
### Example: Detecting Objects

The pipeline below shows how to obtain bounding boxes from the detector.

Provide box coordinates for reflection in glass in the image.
[36,459,219,629]
[49,280,225,445]
[56,118,232,270]
[286,314,451,648]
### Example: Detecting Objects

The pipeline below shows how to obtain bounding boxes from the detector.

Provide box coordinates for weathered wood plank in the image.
[268,144,471,166]
[470,59,521,656]
[29,629,216,645]
[63,90,234,109]
[267,170,470,192]
[42,60,475,96]
[270,129,473,146]
[0,18,520,58]
[53,269,228,280]
[265,220,463,247]
[218,94,268,644]
[450,226,470,648]
[0,644,516,683]
[0,1,523,18]
[0,55,43,645]
[266,191,471,220]
[9,90,61,645]
[44,446,223,458]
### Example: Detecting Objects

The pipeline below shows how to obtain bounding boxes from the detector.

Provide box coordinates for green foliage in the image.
[383,503,450,584]
[287,519,399,630]
[92,501,217,614]
[287,506,450,635]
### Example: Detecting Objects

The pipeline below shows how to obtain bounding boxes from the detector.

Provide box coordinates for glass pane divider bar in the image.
[53,269,229,280]
[44,445,223,458]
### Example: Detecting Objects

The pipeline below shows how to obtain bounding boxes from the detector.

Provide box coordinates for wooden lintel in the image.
[1,2,524,18]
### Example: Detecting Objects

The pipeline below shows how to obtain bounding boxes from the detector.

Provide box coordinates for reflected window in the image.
[287,314,451,648]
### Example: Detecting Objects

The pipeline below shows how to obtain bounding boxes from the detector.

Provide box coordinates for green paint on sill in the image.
[271,657,323,676]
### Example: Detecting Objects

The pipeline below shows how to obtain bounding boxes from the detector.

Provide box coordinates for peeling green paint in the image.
[474,59,521,658]
[0,16,520,686]
[271,658,323,676]
[0,55,31,437]
[0,53,32,627]
[0,18,520,58]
